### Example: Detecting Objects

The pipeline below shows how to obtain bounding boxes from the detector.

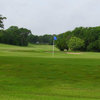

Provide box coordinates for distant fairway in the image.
[0,44,100,100]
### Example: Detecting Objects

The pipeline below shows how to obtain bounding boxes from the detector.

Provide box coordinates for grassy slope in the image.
[0,44,100,100]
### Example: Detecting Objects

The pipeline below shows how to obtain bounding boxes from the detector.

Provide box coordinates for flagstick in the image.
[53,40,54,56]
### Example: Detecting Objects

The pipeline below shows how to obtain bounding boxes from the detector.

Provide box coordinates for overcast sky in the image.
[0,0,100,35]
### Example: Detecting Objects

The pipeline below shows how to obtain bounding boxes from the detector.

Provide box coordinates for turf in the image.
[0,44,100,100]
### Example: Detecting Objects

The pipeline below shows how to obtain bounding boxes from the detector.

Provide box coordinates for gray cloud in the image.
[0,0,100,35]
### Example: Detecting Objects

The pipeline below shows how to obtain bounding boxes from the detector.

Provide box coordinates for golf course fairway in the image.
[0,44,100,100]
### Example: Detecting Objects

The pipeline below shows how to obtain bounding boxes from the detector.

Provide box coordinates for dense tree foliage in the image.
[0,26,31,46]
[56,26,100,52]
[68,37,84,51]
[56,38,68,51]
[28,34,53,45]
[55,31,72,51]
[0,15,6,29]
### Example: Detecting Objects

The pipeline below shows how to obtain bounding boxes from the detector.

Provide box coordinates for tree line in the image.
[56,27,100,52]
[28,34,53,45]
[0,26,31,46]
[0,15,31,46]
[0,15,54,46]
[1,14,100,52]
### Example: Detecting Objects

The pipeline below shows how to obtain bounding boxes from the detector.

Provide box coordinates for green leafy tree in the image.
[2,26,31,46]
[28,34,37,44]
[0,15,6,29]
[68,37,84,51]
[19,28,31,46]
[87,38,100,52]
[71,26,100,51]
[56,38,68,51]
[28,34,53,45]
[55,31,72,51]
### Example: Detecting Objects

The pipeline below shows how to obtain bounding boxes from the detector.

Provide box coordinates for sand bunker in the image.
[67,52,81,54]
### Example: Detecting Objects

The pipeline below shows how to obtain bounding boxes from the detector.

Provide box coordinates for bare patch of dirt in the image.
[66,52,81,54]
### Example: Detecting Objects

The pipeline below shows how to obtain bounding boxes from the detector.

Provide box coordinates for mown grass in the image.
[0,44,100,100]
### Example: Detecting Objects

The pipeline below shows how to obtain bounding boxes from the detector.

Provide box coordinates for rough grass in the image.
[0,44,100,100]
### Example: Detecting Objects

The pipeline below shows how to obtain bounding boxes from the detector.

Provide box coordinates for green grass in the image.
[0,44,100,100]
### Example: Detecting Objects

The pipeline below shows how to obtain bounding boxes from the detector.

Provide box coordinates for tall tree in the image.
[0,15,6,29]
[19,28,31,46]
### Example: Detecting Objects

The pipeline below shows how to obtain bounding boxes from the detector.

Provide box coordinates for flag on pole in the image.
[54,36,57,40]
[52,36,57,56]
